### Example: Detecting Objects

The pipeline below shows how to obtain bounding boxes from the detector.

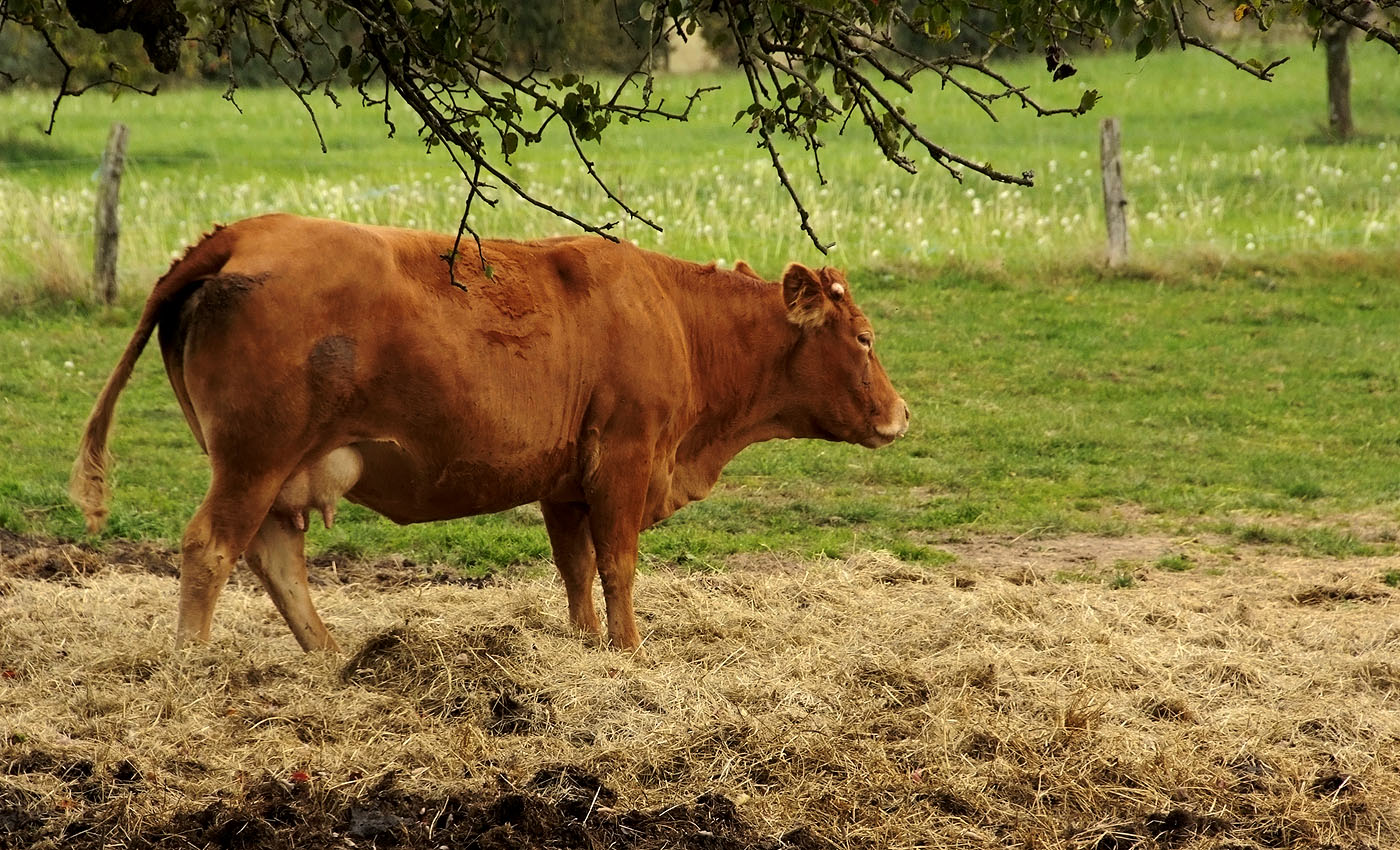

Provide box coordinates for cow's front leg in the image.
[540,499,601,637]
[584,475,650,652]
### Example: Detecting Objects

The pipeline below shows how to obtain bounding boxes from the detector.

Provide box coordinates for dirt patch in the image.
[939,531,1205,578]
[0,527,487,590]
[0,527,177,584]
[2,535,1398,849]
[2,767,819,850]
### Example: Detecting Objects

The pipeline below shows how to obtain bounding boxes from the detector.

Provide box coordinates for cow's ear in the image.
[782,263,829,329]
[733,259,762,280]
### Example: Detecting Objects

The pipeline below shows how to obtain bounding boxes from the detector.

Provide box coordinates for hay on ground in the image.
[1,535,1397,848]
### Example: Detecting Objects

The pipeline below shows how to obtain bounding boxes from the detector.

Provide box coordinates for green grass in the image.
[1225,521,1374,556]
[1110,571,1137,590]
[1,42,1399,570]
[1155,553,1194,572]
[7,257,1400,569]
[1,40,1397,295]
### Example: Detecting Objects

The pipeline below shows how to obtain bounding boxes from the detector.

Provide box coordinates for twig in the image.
[1170,4,1290,80]
[1313,0,1400,51]
[724,2,833,253]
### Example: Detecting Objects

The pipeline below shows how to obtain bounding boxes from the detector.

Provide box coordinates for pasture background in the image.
[1,42,1399,572]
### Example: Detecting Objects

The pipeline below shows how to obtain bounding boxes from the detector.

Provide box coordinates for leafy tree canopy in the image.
[2,0,1397,255]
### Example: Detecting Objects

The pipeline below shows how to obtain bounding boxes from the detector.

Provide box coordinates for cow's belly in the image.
[342,438,579,524]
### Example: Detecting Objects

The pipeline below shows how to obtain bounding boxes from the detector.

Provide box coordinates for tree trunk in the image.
[1324,23,1354,141]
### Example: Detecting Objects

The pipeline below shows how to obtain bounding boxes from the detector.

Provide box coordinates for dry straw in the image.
[2,533,1397,848]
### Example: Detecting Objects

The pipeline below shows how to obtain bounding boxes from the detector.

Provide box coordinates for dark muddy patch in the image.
[1073,808,1231,850]
[0,765,827,850]
[306,552,494,589]
[1289,583,1387,605]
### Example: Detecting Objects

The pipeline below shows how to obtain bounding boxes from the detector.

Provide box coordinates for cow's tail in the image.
[70,225,236,533]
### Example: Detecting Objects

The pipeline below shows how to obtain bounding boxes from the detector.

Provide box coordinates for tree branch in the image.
[722,1,833,253]
[9,0,1396,256]
[1170,3,1290,79]
[1312,0,1400,51]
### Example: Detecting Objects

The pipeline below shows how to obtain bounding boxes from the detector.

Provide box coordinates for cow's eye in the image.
[857,332,874,349]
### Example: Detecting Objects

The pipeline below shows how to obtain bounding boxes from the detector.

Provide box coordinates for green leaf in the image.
[1135,36,1154,60]
[1077,89,1101,114]
[638,1,655,21]
[348,55,372,87]
[338,45,353,70]
[502,132,518,156]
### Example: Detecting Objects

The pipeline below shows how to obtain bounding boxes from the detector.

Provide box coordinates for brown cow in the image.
[71,214,909,652]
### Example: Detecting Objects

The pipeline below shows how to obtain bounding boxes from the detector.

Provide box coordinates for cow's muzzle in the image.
[864,400,910,448]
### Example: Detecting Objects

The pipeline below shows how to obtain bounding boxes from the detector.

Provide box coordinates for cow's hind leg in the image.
[245,515,338,652]
[175,474,281,647]
[541,499,601,637]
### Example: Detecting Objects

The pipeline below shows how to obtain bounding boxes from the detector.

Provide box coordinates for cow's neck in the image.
[664,266,801,510]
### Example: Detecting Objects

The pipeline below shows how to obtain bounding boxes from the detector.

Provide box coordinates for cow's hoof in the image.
[609,637,646,658]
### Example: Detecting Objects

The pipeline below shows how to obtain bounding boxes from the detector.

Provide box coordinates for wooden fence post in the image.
[94,122,129,305]
[1099,117,1129,268]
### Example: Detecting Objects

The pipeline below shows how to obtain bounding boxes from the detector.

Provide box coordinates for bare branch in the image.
[34,24,157,134]
[39,26,74,134]
[261,43,329,153]
[812,44,1033,185]
[9,0,1395,255]
[1170,3,1290,79]
[444,162,489,292]
[1312,0,1400,51]
[366,32,623,242]
[722,1,833,253]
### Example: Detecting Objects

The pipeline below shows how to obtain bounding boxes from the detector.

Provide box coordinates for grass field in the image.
[2,41,1398,291]
[1,42,1399,572]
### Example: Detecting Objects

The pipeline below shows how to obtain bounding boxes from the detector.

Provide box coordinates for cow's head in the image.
[779,263,909,448]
